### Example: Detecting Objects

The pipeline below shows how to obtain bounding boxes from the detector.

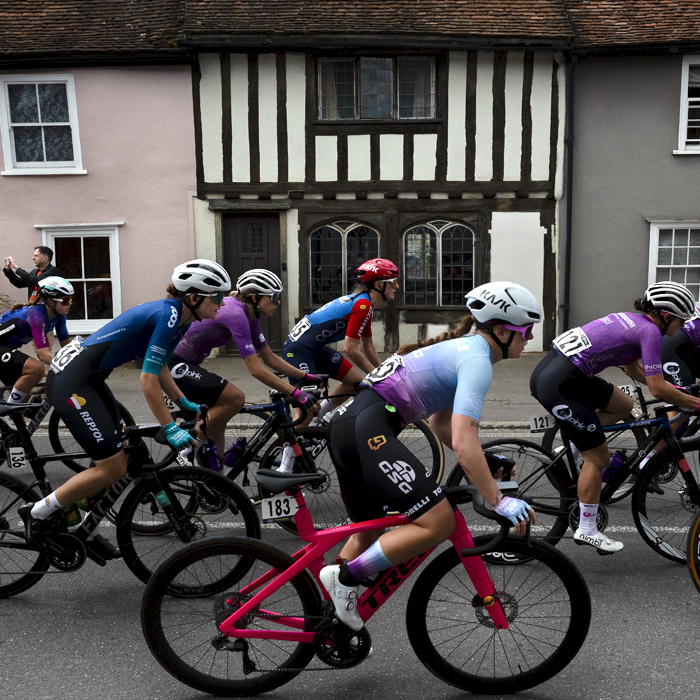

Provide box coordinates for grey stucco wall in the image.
[567,54,700,327]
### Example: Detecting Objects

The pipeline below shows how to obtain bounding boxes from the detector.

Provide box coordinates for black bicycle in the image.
[0,403,259,597]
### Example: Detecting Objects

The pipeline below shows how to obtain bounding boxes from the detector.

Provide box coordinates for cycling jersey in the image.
[680,307,700,348]
[80,299,189,376]
[173,297,266,363]
[552,313,663,377]
[286,293,373,350]
[0,304,69,350]
[364,334,494,425]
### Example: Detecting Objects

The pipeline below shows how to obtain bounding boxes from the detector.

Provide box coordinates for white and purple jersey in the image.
[174,297,267,363]
[681,307,700,347]
[552,312,663,377]
[363,334,494,424]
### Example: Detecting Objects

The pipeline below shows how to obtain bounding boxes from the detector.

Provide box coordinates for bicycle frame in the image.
[217,489,509,641]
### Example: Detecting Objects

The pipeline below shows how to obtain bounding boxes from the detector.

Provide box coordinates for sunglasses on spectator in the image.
[385,278,400,289]
[503,323,534,340]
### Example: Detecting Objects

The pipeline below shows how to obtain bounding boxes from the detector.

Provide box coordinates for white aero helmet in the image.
[172,259,231,295]
[237,269,283,295]
[642,281,696,320]
[465,281,542,326]
[38,276,74,299]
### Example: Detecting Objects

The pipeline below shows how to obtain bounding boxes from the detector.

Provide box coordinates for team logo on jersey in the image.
[360,305,367,309]
[331,352,341,364]
[551,405,573,421]
[170,362,201,381]
[286,352,294,357]
[663,361,682,385]
[1,352,11,362]
[368,435,386,451]
[68,394,86,409]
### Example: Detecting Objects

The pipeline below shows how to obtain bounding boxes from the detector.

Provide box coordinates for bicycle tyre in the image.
[446,438,570,546]
[141,536,322,696]
[48,400,137,473]
[117,467,261,588]
[631,441,700,563]
[541,414,647,504]
[405,536,591,694]
[687,508,700,594]
[0,473,50,597]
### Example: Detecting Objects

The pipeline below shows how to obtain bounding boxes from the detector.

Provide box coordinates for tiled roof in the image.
[566,1,700,47]
[0,0,187,56]
[181,1,573,40]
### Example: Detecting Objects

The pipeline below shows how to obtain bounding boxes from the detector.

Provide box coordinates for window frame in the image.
[0,74,86,175]
[402,220,476,308]
[37,222,123,334]
[676,56,700,154]
[317,56,436,122]
[648,220,700,299]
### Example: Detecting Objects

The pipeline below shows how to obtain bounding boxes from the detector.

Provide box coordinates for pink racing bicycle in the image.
[141,469,591,696]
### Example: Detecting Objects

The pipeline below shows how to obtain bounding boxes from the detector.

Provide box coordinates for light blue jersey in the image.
[365,334,494,424]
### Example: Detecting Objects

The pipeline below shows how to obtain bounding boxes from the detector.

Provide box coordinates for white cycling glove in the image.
[493,496,531,524]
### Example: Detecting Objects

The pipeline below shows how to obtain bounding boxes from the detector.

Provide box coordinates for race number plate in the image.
[162,392,178,412]
[529,413,557,432]
[261,495,299,523]
[617,384,636,397]
[7,447,26,470]
[289,317,311,342]
[552,327,592,358]
[49,337,84,374]
[361,354,405,387]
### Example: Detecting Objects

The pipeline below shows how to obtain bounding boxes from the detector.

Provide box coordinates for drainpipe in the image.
[562,52,577,332]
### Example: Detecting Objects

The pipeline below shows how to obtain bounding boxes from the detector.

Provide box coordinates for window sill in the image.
[672,150,700,155]
[67,319,111,335]
[2,168,87,176]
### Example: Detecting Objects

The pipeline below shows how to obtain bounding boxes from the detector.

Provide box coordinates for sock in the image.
[346,540,394,584]
[278,444,297,474]
[309,399,335,426]
[639,449,656,469]
[8,387,28,404]
[31,491,65,520]
[578,502,599,536]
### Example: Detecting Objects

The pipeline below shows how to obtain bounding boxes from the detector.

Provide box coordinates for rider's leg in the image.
[197,383,244,454]
[596,386,634,426]
[9,356,44,401]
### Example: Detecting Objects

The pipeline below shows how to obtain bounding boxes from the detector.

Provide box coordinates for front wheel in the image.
[117,467,261,588]
[631,443,700,563]
[141,537,323,696]
[406,537,591,694]
[687,508,700,595]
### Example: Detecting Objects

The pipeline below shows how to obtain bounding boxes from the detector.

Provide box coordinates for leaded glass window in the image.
[652,224,700,300]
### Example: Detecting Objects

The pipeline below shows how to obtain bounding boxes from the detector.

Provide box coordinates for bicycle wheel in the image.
[687,508,700,594]
[117,467,261,588]
[631,442,700,563]
[141,537,322,696]
[541,414,646,504]
[406,536,591,694]
[0,473,49,597]
[48,400,136,473]
[446,438,570,546]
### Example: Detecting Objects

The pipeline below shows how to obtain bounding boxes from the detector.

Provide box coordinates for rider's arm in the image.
[645,374,699,409]
[343,335,375,374]
[360,336,381,369]
[244,352,296,395]
[35,347,52,365]
[624,360,647,384]
[142,367,183,425]
[428,408,454,450]
[257,344,307,382]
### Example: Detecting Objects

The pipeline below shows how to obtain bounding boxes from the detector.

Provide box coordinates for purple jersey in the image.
[173,297,267,363]
[681,308,700,347]
[553,312,663,377]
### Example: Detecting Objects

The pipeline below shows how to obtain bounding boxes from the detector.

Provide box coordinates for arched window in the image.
[403,220,474,306]
[310,221,380,305]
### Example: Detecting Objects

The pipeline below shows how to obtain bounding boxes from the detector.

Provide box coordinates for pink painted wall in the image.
[0,65,196,311]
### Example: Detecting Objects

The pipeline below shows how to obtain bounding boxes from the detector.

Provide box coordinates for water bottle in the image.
[602,451,625,483]
[64,505,82,528]
[154,490,171,507]
[200,441,224,472]
[223,438,247,469]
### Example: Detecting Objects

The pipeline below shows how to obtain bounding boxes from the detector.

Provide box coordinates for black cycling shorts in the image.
[0,347,30,386]
[530,350,615,452]
[168,355,228,406]
[46,345,123,461]
[660,330,700,388]
[327,388,445,522]
[283,342,353,387]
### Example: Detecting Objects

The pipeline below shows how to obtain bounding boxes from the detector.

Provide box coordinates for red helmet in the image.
[356,258,400,283]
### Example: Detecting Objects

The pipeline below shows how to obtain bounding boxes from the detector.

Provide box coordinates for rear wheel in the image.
[141,537,322,696]
[687,508,700,594]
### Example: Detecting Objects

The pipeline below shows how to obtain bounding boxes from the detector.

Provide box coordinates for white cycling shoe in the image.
[573,529,624,554]
[319,565,363,631]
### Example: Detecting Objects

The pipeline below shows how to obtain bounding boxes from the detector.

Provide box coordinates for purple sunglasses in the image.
[503,323,534,340]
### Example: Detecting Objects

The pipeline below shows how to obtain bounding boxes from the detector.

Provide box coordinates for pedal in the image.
[647,481,664,495]
[84,547,107,567]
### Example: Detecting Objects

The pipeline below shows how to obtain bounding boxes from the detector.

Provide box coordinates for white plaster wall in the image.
[315,135,337,181]
[371,319,385,352]
[347,134,371,181]
[193,196,217,261]
[531,53,553,181]
[413,134,437,180]
[489,212,546,351]
[380,134,403,180]
[285,208,300,326]
[475,52,494,181]
[258,54,278,182]
[230,53,250,182]
[398,323,419,348]
[286,53,306,183]
[447,51,467,181]
[504,52,525,181]
[0,65,196,312]
[199,54,224,183]
[554,60,566,200]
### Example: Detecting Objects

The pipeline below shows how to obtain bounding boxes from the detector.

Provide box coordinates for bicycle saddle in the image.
[0,402,36,417]
[255,468,326,494]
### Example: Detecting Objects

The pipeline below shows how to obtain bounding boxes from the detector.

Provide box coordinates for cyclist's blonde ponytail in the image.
[397,315,476,356]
